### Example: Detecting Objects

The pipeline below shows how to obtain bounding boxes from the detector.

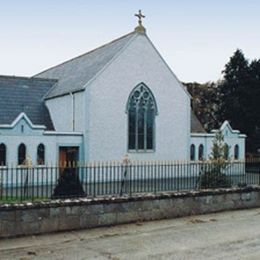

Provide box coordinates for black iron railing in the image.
[0,160,259,203]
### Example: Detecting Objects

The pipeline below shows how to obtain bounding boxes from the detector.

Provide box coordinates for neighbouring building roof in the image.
[0,75,56,130]
[34,32,137,99]
[191,110,206,133]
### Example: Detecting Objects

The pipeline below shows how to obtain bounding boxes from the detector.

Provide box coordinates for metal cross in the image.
[135,10,145,26]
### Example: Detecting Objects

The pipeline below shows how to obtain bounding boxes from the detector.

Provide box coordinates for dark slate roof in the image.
[191,110,206,133]
[0,75,57,130]
[34,32,137,99]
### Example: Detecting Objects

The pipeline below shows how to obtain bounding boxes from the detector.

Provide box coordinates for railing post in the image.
[120,154,131,196]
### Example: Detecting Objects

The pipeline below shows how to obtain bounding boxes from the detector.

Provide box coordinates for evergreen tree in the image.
[217,49,250,133]
[248,59,260,152]
[199,131,231,189]
[217,49,260,153]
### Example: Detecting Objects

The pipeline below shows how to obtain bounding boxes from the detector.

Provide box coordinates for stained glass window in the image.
[127,84,157,151]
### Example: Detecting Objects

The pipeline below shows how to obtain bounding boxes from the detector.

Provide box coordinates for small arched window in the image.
[198,144,204,160]
[37,144,45,165]
[18,143,26,165]
[0,143,6,166]
[127,83,157,151]
[190,144,195,161]
[234,144,239,160]
[224,143,229,160]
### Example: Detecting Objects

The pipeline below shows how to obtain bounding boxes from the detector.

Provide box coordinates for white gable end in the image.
[85,33,191,161]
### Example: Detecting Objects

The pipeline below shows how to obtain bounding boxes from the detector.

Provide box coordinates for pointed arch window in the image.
[127,83,157,151]
[37,144,45,165]
[18,143,26,165]
[198,144,204,160]
[0,143,6,166]
[190,144,195,161]
[234,144,239,160]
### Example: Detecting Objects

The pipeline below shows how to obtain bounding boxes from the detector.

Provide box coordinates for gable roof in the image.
[0,75,56,130]
[191,110,206,133]
[34,32,137,99]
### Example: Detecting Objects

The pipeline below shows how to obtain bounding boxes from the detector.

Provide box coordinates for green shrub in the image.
[52,167,85,199]
[199,170,231,189]
[199,130,232,189]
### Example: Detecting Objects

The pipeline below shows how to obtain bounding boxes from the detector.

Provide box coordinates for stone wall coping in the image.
[1,186,260,211]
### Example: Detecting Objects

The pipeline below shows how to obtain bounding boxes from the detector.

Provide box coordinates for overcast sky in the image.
[0,0,259,83]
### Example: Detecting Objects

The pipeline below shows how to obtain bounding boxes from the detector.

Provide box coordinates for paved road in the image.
[1,208,260,259]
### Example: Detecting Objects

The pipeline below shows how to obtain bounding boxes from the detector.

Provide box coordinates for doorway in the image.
[59,146,79,167]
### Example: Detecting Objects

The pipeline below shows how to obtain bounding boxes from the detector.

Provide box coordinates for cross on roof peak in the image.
[135,10,145,26]
[134,10,146,34]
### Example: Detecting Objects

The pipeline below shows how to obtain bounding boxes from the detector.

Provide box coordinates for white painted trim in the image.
[0,112,46,130]
[43,131,83,136]
[211,120,241,134]
[191,133,215,137]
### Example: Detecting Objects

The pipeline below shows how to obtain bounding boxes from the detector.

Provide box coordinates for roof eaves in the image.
[44,88,85,100]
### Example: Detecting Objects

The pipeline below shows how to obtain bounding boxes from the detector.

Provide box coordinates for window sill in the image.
[128,149,155,153]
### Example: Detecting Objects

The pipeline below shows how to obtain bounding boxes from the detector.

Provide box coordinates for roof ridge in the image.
[34,31,136,78]
[0,75,58,82]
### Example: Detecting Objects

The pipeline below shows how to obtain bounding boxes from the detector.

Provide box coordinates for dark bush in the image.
[199,171,231,189]
[52,167,85,199]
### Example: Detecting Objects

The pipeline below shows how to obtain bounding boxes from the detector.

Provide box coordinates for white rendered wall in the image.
[190,132,246,161]
[1,134,83,166]
[85,33,190,161]
[46,92,85,132]
[0,118,83,165]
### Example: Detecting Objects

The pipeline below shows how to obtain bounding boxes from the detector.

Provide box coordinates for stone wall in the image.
[1,186,260,238]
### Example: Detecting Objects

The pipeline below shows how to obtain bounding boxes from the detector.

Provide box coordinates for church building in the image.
[0,12,246,166]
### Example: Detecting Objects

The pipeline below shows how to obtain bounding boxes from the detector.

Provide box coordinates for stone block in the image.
[40,218,59,233]
[50,207,61,217]
[20,221,40,236]
[58,215,80,231]
[21,209,39,223]
[102,203,119,213]
[0,220,18,237]
[65,206,80,216]
[98,213,117,226]
[241,193,251,201]
[117,211,139,224]
[0,211,16,221]
[80,214,99,228]
[83,204,104,215]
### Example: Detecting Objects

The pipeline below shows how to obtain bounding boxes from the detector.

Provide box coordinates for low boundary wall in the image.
[1,186,260,238]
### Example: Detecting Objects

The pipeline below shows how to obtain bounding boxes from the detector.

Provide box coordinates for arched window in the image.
[190,144,195,161]
[18,143,26,165]
[224,143,229,160]
[37,144,45,165]
[198,144,204,160]
[234,144,239,160]
[127,83,157,151]
[0,143,6,166]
